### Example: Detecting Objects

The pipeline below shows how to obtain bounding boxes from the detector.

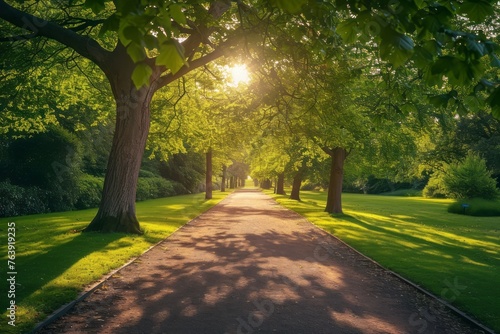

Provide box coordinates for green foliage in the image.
[0,181,48,217]
[423,172,449,198]
[160,152,205,193]
[75,175,104,210]
[3,126,82,189]
[136,177,177,201]
[443,154,499,200]
[448,198,500,217]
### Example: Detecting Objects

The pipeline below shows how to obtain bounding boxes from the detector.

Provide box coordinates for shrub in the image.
[136,177,176,201]
[443,153,499,200]
[75,175,104,209]
[0,181,48,217]
[300,181,318,191]
[448,198,500,217]
[423,172,449,198]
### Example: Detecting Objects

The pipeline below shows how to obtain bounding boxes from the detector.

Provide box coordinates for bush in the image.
[0,181,48,217]
[448,198,500,217]
[423,172,449,198]
[443,153,499,200]
[136,177,176,201]
[75,175,104,210]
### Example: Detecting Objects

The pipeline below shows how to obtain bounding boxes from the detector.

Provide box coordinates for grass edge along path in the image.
[265,190,500,333]
[0,191,232,334]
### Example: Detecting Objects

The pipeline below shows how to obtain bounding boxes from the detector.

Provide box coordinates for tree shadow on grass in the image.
[0,231,126,329]
[36,190,484,334]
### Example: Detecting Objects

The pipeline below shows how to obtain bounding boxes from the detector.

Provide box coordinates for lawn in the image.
[0,191,231,334]
[267,190,500,332]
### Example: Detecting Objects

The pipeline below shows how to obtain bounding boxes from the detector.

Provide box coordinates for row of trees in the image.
[1,0,499,232]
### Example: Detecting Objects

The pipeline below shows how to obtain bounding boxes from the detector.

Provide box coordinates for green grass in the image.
[448,198,500,217]
[266,189,500,332]
[0,191,231,334]
[380,188,423,197]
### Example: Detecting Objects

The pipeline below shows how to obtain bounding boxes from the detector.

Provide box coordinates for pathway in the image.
[38,189,483,334]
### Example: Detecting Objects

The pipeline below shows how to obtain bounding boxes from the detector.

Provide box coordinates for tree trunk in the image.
[290,165,305,201]
[261,178,271,189]
[205,148,213,200]
[221,164,227,192]
[325,147,347,214]
[230,175,235,189]
[84,84,152,234]
[276,172,286,195]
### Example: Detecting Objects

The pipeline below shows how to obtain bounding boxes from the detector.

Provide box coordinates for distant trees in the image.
[1,0,499,231]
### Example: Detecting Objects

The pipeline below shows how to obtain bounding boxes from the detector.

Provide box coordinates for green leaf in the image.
[486,86,500,119]
[271,0,307,13]
[131,63,152,88]
[336,19,359,44]
[490,54,500,68]
[123,26,143,44]
[169,4,186,25]
[99,14,119,37]
[429,93,451,108]
[84,0,105,14]
[457,0,493,23]
[155,40,186,74]
[115,0,140,15]
[380,29,414,68]
[127,42,146,63]
[467,38,486,57]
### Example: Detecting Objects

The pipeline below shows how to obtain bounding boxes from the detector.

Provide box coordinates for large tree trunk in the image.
[290,165,305,201]
[230,176,235,189]
[325,147,347,214]
[84,84,152,234]
[221,164,227,192]
[205,148,213,200]
[276,172,286,195]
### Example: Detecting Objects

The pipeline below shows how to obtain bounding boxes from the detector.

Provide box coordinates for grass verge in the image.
[0,191,231,334]
[265,189,500,332]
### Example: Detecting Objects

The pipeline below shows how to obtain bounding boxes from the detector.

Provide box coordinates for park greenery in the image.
[0,0,499,331]
[1,0,500,229]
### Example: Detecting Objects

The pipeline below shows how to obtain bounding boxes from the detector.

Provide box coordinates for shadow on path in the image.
[38,190,483,334]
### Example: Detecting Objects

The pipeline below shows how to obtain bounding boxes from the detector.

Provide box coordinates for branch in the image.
[0,0,109,67]
[321,146,334,156]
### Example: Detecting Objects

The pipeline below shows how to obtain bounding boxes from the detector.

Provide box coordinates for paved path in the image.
[39,190,483,334]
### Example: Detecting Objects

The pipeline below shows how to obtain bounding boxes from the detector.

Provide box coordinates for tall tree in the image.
[1,0,498,232]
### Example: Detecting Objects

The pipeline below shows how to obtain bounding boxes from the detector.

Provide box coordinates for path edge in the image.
[30,191,236,334]
[267,192,496,334]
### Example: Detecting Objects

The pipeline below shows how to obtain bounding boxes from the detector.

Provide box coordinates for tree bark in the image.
[221,164,227,192]
[205,148,213,200]
[84,79,153,234]
[325,147,347,214]
[290,165,305,201]
[276,172,286,195]
[229,176,235,189]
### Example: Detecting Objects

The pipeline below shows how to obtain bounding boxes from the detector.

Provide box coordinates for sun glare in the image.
[228,64,250,86]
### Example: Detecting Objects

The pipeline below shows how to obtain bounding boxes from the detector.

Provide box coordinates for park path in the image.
[38,189,483,334]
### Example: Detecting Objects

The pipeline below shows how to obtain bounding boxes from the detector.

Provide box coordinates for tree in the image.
[443,153,499,200]
[0,0,250,233]
[1,0,498,232]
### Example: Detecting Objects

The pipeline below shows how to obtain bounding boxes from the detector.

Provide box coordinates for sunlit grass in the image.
[0,191,231,334]
[266,189,500,332]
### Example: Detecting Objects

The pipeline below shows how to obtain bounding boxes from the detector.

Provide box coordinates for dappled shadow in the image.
[0,231,125,313]
[37,190,482,334]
